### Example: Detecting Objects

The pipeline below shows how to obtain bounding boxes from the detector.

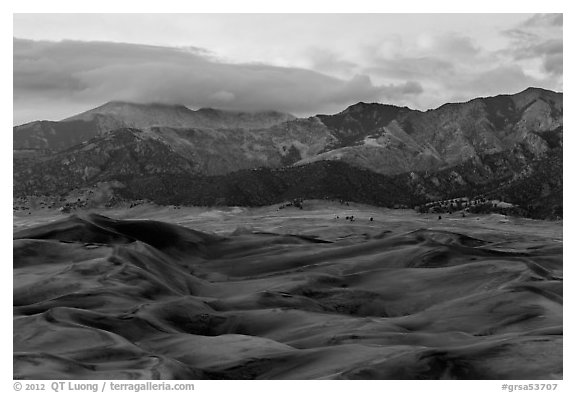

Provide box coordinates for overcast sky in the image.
[13,13,563,125]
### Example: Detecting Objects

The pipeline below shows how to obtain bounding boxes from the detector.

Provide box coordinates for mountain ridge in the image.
[13,87,563,218]
[14,101,297,151]
[63,100,297,123]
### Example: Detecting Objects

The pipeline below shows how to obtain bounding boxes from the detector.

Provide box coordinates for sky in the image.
[13,13,563,125]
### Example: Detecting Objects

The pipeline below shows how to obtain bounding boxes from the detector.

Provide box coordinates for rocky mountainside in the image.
[144,117,336,175]
[13,101,296,151]
[13,89,562,175]
[105,141,559,219]
[14,128,562,219]
[14,129,197,196]
[299,87,562,175]
[13,88,563,218]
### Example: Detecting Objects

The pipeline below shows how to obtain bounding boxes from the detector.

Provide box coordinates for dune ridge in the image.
[13,209,562,379]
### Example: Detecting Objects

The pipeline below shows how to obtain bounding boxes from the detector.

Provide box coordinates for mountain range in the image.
[13,87,563,218]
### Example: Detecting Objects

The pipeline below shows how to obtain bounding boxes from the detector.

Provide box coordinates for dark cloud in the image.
[512,39,562,60]
[528,40,562,77]
[501,28,538,41]
[500,14,563,79]
[521,13,563,28]
[396,81,423,95]
[507,38,562,76]
[507,37,562,77]
[13,38,421,124]
[543,53,563,76]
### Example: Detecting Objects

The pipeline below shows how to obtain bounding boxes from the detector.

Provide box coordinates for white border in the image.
[3,1,572,391]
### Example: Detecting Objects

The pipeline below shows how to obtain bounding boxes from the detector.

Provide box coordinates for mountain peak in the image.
[14,99,299,151]
[507,87,559,102]
[341,102,403,114]
[518,87,558,95]
[95,100,191,111]
[62,100,194,123]
[64,101,297,123]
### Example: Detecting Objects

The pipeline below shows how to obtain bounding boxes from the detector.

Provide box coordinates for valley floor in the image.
[13,201,562,379]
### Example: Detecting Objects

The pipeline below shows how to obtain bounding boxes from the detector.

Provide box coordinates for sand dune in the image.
[13,203,562,379]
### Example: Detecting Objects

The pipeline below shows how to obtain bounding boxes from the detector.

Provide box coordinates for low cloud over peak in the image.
[13,38,422,124]
[13,12,562,126]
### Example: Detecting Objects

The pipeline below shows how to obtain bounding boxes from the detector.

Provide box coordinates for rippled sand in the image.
[13,202,563,379]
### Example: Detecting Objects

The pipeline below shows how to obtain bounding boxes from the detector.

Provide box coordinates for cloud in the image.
[366,57,455,81]
[419,33,480,58]
[305,48,359,76]
[396,81,424,95]
[13,38,421,124]
[543,53,563,76]
[358,27,561,110]
[522,39,562,76]
[13,18,563,126]
[460,66,541,96]
[501,28,538,41]
[521,13,563,28]
[500,14,563,78]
